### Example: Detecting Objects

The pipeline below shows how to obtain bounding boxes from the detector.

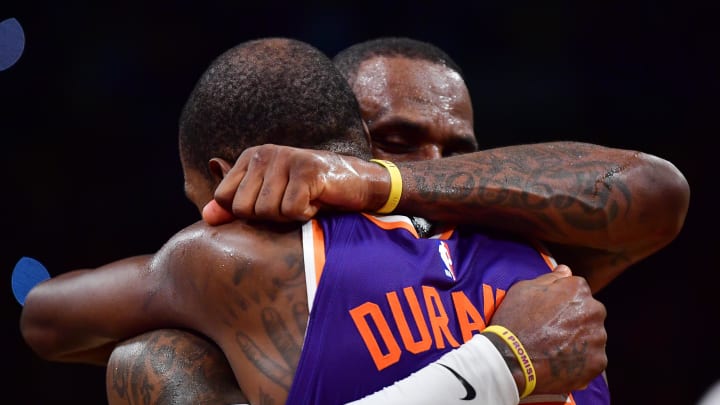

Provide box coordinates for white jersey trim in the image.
[301,220,318,314]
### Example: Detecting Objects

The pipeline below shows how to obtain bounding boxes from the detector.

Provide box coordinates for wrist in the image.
[363,159,392,212]
[369,159,402,214]
[482,330,525,396]
[482,325,536,399]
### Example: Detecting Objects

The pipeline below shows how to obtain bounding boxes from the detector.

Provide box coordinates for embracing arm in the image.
[19,224,229,366]
[106,262,605,405]
[19,218,306,404]
[19,255,161,365]
[209,141,690,292]
[391,142,690,291]
[350,264,607,404]
[107,329,250,405]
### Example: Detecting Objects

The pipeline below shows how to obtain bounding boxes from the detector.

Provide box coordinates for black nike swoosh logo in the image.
[438,363,476,400]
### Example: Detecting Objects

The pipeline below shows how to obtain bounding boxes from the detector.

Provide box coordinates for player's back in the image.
[157,218,309,405]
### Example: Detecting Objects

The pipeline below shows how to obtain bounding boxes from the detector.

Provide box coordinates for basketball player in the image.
[108,37,688,405]
[21,38,609,405]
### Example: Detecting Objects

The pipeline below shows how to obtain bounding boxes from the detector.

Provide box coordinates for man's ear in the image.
[362,120,372,144]
[208,157,233,182]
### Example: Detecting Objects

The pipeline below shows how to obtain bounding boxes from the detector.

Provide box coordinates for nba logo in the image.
[438,241,456,281]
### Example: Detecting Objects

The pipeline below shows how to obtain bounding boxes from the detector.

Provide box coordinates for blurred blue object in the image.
[0,18,25,71]
[12,257,50,306]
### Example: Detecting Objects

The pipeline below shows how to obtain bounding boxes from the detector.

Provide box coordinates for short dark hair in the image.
[333,37,464,86]
[179,37,369,182]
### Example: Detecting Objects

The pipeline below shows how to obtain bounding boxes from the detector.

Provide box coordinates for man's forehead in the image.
[353,56,467,100]
[353,56,472,122]
[355,56,462,85]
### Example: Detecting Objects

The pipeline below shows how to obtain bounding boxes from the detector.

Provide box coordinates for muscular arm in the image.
[107,329,249,405]
[211,141,690,292]
[393,142,690,291]
[20,220,308,405]
[105,264,607,405]
[19,223,255,366]
[19,255,163,365]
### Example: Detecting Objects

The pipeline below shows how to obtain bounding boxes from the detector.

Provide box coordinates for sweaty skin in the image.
[104,53,684,405]
[210,141,688,295]
[209,56,690,294]
[22,219,607,404]
[107,329,250,404]
[351,56,688,293]
[20,37,610,405]
[354,56,478,161]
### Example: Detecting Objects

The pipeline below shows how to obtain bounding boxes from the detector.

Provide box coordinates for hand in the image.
[204,144,389,224]
[489,265,607,395]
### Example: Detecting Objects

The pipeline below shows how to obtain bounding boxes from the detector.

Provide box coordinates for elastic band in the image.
[370,159,402,214]
[483,325,536,399]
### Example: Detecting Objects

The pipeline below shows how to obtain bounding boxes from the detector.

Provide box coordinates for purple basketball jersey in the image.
[290,213,609,405]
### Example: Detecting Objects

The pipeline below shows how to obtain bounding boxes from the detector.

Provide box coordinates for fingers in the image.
[214,145,296,221]
[253,157,292,220]
[246,147,317,221]
[528,264,573,285]
[213,155,250,214]
[228,148,269,217]
[209,144,351,222]
[552,264,572,277]
[281,171,317,221]
[211,145,322,224]
[202,200,234,225]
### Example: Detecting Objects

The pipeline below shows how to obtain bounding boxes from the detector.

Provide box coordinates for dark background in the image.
[2,1,716,404]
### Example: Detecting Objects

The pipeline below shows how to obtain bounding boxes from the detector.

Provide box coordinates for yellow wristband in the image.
[483,325,536,399]
[370,159,402,214]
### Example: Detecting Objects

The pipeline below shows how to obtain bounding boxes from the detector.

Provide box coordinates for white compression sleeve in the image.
[346,334,519,405]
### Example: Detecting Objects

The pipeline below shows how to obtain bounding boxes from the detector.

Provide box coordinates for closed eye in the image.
[371,136,419,154]
[442,138,479,157]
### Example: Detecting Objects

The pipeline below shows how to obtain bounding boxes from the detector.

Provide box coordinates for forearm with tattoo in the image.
[394,141,689,291]
[397,142,636,242]
[107,329,248,405]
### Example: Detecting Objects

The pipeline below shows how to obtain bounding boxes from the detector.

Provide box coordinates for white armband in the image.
[346,334,519,405]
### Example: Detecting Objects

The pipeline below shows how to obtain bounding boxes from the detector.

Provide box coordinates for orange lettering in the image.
[422,286,460,349]
[349,302,401,370]
[387,288,432,354]
[482,284,498,321]
[495,287,506,306]
[451,291,487,342]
